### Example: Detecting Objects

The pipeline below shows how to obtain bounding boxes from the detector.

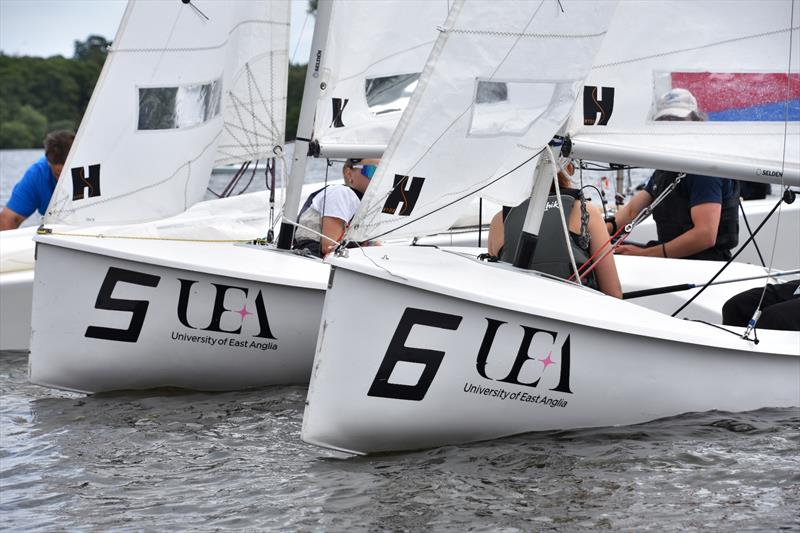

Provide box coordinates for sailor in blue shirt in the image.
[0,130,74,230]
[605,89,740,261]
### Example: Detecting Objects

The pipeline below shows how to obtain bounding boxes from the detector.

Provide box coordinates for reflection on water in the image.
[2,352,798,531]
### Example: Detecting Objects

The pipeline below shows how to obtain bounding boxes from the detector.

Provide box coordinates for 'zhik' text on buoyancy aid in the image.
[649,171,740,261]
[499,189,598,290]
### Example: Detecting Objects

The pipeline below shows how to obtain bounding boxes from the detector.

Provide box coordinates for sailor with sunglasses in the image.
[294,158,378,257]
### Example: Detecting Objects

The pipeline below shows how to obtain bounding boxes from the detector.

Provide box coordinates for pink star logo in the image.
[236,305,252,320]
[540,351,555,369]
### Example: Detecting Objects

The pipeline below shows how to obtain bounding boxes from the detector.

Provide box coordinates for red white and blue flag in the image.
[670,72,800,121]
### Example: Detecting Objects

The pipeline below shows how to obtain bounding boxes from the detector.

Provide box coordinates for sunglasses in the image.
[351,164,377,179]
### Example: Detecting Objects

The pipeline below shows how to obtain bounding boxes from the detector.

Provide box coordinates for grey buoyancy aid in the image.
[499,189,598,290]
[649,171,740,261]
[293,185,364,255]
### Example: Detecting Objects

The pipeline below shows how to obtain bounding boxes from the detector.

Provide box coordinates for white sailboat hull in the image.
[302,247,800,454]
[29,236,328,393]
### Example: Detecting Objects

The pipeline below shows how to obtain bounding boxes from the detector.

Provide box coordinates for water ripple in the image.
[2,351,798,531]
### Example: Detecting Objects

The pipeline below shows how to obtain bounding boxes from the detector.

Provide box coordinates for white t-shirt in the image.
[294,185,361,243]
[310,185,361,222]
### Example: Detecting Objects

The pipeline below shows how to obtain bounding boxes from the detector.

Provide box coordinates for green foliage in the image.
[48,119,77,133]
[0,35,108,149]
[1,35,309,150]
[0,121,35,148]
[73,35,111,67]
[15,105,48,146]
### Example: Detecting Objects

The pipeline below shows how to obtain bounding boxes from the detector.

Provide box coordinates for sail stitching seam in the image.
[447,29,606,39]
[110,20,289,54]
[594,26,799,69]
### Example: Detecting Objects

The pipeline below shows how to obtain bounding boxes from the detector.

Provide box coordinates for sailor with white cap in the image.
[609,88,740,261]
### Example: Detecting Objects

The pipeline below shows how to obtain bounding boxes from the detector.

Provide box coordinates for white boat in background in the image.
[0,226,37,351]
[302,0,800,454]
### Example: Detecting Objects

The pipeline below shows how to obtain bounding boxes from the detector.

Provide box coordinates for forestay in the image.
[569,0,800,186]
[311,0,450,157]
[346,0,618,242]
[45,0,289,226]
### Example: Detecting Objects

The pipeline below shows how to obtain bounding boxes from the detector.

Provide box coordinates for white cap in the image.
[653,88,698,120]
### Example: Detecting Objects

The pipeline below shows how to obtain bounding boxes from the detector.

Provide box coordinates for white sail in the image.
[346,0,618,242]
[311,0,451,157]
[569,0,799,186]
[45,0,289,226]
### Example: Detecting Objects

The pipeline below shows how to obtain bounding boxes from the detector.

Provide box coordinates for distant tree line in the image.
[0,35,308,149]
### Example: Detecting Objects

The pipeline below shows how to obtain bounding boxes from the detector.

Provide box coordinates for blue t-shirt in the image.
[644,172,736,207]
[5,156,57,217]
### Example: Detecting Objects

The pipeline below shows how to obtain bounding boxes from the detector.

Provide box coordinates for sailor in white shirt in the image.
[294,158,378,256]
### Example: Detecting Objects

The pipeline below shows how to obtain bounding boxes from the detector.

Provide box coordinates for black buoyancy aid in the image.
[649,170,740,261]
[500,189,598,290]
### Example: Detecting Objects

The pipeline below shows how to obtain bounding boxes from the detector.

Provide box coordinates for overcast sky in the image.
[0,0,315,62]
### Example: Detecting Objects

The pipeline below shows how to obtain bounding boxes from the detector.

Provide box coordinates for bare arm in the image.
[487,211,504,256]
[616,202,721,258]
[320,216,346,257]
[0,207,25,231]
[586,205,622,298]
[608,190,653,233]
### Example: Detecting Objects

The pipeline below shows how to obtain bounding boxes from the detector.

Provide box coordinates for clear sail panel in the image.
[138,80,222,130]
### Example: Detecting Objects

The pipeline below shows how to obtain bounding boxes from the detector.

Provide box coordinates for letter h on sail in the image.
[382,174,425,216]
[583,86,615,126]
[70,164,102,201]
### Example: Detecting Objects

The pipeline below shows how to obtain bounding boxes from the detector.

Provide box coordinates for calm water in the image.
[2,150,798,530]
[1,351,798,531]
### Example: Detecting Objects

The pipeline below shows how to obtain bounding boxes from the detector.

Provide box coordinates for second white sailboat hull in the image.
[302,247,800,454]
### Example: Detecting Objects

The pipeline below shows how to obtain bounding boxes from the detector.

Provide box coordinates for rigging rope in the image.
[36,227,256,244]
[568,173,685,282]
[670,189,795,319]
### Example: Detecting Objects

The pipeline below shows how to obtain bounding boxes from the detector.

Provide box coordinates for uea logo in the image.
[85,267,276,343]
[367,307,571,401]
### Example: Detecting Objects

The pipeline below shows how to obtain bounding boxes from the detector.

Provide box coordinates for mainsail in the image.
[347,0,799,243]
[346,0,618,242]
[45,0,290,226]
[278,0,451,243]
[311,0,450,157]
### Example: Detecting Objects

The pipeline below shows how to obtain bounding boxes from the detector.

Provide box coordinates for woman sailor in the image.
[487,157,622,298]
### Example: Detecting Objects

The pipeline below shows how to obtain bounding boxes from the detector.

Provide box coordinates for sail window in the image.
[365,73,420,116]
[138,80,222,130]
[469,79,577,137]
